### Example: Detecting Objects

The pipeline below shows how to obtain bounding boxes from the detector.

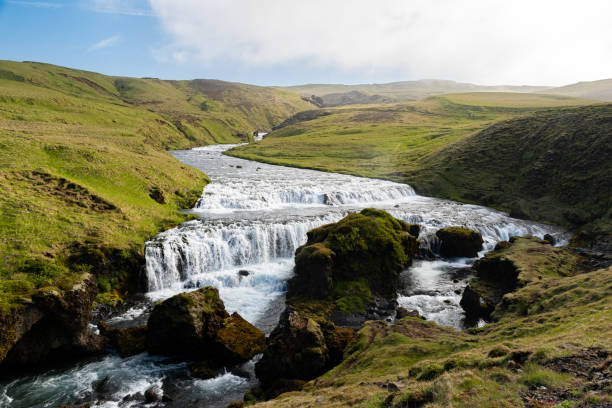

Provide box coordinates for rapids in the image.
[0,144,567,407]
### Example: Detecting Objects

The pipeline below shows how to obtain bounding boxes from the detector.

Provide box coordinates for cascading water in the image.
[0,144,568,408]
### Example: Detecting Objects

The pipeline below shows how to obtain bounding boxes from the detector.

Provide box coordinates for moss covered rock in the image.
[215,312,266,364]
[147,286,264,365]
[98,321,146,357]
[290,208,419,301]
[0,274,105,368]
[436,226,484,258]
[255,310,354,389]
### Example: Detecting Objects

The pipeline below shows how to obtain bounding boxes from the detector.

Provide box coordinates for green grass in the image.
[252,239,612,407]
[0,60,314,310]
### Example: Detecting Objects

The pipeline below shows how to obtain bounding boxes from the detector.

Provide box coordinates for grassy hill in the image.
[543,78,612,101]
[0,60,314,309]
[283,80,550,105]
[227,93,607,241]
[411,104,612,245]
[251,238,612,408]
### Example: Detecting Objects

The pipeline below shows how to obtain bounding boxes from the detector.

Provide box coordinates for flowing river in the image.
[0,144,567,407]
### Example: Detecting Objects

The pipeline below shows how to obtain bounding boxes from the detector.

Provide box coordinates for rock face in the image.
[290,208,420,301]
[0,274,105,369]
[147,286,264,364]
[255,309,354,388]
[436,226,483,258]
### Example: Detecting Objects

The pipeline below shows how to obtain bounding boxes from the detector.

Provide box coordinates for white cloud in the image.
[89,35,121,51]
[148,0,612,85]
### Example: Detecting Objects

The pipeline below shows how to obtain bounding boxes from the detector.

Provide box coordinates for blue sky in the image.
[1,0,611,86]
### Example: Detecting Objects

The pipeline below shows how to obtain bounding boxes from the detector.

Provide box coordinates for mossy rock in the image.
[147,286,229,357]
[215,312,266,364]
[147,287,264,366]
[290,208,419,302]
[436,226,484,258]
[255,310,353,389]
[98,322,146,358]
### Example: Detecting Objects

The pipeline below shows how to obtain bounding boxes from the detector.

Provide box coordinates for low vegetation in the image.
[0,60,314,311]
[251,238,612,407]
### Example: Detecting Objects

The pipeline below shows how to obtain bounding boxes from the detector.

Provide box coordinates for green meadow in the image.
[0,60,313,309]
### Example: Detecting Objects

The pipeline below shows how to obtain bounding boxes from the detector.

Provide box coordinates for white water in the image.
[1,144,567,407]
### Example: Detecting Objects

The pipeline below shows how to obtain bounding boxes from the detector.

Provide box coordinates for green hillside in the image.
[0,60,314,309]
[282,80,550,105]
[543,78,612,101]
[227,93,608,241]
[252,238,612,408]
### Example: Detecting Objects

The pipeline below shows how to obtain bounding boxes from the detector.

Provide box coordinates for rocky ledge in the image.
[0,273,105,373]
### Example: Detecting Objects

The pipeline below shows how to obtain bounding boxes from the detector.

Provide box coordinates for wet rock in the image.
[147,287,265,366]
[92,376,121,399]
[144,385,162,403]
[189,360,220,379]
[238,270,250,277]
[543,234,556,245]
[98,322,146,357]
[436,226,483,258]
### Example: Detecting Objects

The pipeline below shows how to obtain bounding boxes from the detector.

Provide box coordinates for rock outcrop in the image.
[147,286,264,364]
[436,226,483,258]
[290,208,420,303]
[98,322,147,357]
[0,274,105,370]
[255,309,354,395]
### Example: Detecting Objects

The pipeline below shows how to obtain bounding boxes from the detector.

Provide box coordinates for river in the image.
[0,144,567,407]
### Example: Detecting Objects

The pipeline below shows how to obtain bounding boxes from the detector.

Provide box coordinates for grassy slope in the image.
[0,60,313,309]
[253,238,612,408]
[411,104,612,241]
[283,80,550,102]
[543,78,612,101]
[227,93,607,239]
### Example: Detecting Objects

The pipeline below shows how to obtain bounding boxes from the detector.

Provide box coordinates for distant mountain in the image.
[542,78,612,101]
[283,79,550,105]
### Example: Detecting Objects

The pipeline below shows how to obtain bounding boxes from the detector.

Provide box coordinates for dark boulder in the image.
[255,310,354,388]
[0,274,105,370]
[98,322,146,357]
[146,286,264,365]
[215,312,266,364]
[436,226,483,258]
[460,243,520,321]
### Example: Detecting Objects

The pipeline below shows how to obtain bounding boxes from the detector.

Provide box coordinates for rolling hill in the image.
[228,93,609,244]
[542,78,612,101]
[282,79,550,106]
[0,60,314,310]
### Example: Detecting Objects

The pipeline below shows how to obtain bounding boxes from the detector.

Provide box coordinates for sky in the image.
[1,0,611,86]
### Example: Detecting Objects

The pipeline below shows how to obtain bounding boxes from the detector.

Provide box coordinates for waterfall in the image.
[144,215,341,292]
[194,178,415,211]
